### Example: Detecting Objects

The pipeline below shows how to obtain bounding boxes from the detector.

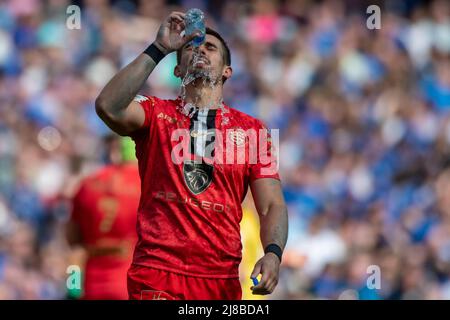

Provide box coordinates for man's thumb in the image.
[250,262,261,279]
[183,32,201,46]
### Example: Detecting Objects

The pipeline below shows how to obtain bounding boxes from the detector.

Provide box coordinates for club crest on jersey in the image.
[228,128,246,146]
[183,160,213,195]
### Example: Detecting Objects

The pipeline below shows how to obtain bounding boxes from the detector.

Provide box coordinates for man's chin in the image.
[190,69,211,77]
[183,67,219,85]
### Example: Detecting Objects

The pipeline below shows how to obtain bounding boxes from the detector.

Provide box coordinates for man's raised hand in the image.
[154,11,200,55]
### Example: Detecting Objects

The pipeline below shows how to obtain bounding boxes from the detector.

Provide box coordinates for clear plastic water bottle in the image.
[185,8,206,47]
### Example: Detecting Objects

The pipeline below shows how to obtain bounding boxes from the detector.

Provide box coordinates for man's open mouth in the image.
[192,56,209,66]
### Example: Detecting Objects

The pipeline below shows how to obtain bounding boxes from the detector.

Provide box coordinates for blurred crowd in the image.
[0,0,449,299]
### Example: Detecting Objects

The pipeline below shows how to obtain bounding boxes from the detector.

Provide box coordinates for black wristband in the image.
[264,243,283,262]
[143,43,166,64]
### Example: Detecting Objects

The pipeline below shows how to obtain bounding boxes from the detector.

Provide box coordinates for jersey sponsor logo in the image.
[154,190,232,213]
[157,112,177,124]
[183,160,213,195]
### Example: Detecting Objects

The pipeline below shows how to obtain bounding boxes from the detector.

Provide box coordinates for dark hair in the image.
[176,27,231,66]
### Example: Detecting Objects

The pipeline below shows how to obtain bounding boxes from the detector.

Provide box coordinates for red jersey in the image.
[71,163,140,299]
[130,95,279,278]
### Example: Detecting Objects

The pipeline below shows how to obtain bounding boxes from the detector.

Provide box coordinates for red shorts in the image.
[83,258,130,300]
[127,264,242,300]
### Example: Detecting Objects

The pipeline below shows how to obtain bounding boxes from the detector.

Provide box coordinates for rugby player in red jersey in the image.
[95,11,288,300]
[67,136,140,299]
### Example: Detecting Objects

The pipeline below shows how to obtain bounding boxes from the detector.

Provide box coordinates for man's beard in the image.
[184,66,221,86]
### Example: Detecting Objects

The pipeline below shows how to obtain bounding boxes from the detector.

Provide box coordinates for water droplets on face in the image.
[178,50,230,124]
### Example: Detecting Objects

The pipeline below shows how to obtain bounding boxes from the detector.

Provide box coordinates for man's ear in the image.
[174,65,182,78]
[222,66,233,81]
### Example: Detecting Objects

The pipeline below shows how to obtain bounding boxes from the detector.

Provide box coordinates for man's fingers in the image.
[251,274,277,295]
[258,268,271,288]
[170,14,184,23]
[251,275,270,292]
[251,281,263,291]
[250,261,271,291]
[169,12,185,20]
[170,19,188,37]
[252,287,271,295]
[268,276,279,293]
[166,12,185,28]
[268,283,276,294]
[250,256,280,295]
[188,31,201,40]
[252,285,274,295]
[266,279,277,293]
[180,33,197,47]
[171,11,186,18]
[170,13,187,27]
[169,15,184,27]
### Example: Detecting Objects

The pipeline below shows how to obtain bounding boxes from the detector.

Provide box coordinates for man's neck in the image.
[183,79,224,110]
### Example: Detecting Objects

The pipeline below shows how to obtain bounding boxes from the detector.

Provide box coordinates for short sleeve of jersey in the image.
[248,120,280,182]
[129,94,158,138]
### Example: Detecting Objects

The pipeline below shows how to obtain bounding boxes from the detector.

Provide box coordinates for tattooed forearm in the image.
[98,54,157,115]
[250,178,289,251]
[95,53,159,135]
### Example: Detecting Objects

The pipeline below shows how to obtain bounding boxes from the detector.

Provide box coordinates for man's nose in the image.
[194,44,207,56]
